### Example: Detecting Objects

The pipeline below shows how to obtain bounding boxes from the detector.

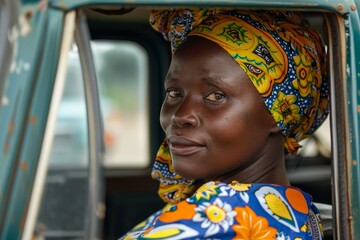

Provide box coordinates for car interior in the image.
[32,5,339,240]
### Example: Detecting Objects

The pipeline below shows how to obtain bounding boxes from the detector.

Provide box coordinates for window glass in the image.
[91,40,150,168]
[34,43,89,238]
[298,118,331,158]
[50,44,89,167]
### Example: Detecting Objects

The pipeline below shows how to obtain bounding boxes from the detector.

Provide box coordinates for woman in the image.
[121,9,328,240]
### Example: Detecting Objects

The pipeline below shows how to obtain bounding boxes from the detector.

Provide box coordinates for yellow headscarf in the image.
[150,9,329,203]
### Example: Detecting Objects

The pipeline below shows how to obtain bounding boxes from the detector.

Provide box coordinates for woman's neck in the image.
[212,132,290,186]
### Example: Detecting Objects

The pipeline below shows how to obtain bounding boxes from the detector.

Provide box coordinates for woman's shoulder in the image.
[198,181,321,234]
[120,181,323,239]
[188,181,321,236]
[192,181,316,212]
[192,180,313,201]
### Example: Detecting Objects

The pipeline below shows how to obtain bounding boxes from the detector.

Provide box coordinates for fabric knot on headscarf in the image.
[151,140,198,204]
[149,9,329,204]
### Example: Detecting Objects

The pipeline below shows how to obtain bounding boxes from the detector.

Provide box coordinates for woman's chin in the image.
[173,166,202,180]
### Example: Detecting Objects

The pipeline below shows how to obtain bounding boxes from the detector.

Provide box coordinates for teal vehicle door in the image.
[0,0,18,97]
[0,1,104,239]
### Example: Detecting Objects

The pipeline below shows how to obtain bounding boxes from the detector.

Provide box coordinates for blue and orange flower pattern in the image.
[120,181,323,240]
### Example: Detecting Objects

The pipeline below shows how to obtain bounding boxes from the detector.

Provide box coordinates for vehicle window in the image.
[298,118,331,158]
[91,40,150,168]
[287,118,332,204]
[34,43,89,238]
[85,9,169,238]
[50,44,89,167]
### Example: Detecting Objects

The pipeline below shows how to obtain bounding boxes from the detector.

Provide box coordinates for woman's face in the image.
[160,36,277,181]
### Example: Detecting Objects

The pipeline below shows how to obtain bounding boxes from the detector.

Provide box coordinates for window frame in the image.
[325,13,352,239]
[75,11,105,239]
[22,10,105,240]
[87,10,170,176]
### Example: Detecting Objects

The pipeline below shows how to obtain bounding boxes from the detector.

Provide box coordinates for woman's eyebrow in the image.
[203,76,231,89]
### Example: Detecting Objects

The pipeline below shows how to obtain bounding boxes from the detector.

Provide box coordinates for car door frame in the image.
[0,3,104,239]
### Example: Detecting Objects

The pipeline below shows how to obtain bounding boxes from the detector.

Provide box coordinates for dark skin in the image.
[160,36,290,186]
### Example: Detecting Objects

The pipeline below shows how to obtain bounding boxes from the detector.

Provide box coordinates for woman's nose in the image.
[170,97,200,128]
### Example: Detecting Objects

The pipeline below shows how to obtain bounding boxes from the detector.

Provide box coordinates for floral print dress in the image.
[120,181,323,240]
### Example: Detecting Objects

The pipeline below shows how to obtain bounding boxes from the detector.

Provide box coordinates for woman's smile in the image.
[168,136,206,156]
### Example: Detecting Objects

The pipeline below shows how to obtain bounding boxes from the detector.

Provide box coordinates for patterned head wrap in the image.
[149,9,329,204]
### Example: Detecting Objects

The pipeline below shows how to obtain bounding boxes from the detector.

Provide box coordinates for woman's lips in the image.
[168,136,206,156]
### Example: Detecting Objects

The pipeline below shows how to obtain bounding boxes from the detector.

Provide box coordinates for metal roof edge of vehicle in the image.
[41,0,356,15]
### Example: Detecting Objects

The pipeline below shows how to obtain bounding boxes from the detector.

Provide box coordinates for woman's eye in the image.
[206,92,225,102]
[166,89,181,98]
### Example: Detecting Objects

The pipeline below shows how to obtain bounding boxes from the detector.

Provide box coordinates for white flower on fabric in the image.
[193,198,237,237]
[218,184,231,197]
[227,182,251,202]
[239,191,249,203]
